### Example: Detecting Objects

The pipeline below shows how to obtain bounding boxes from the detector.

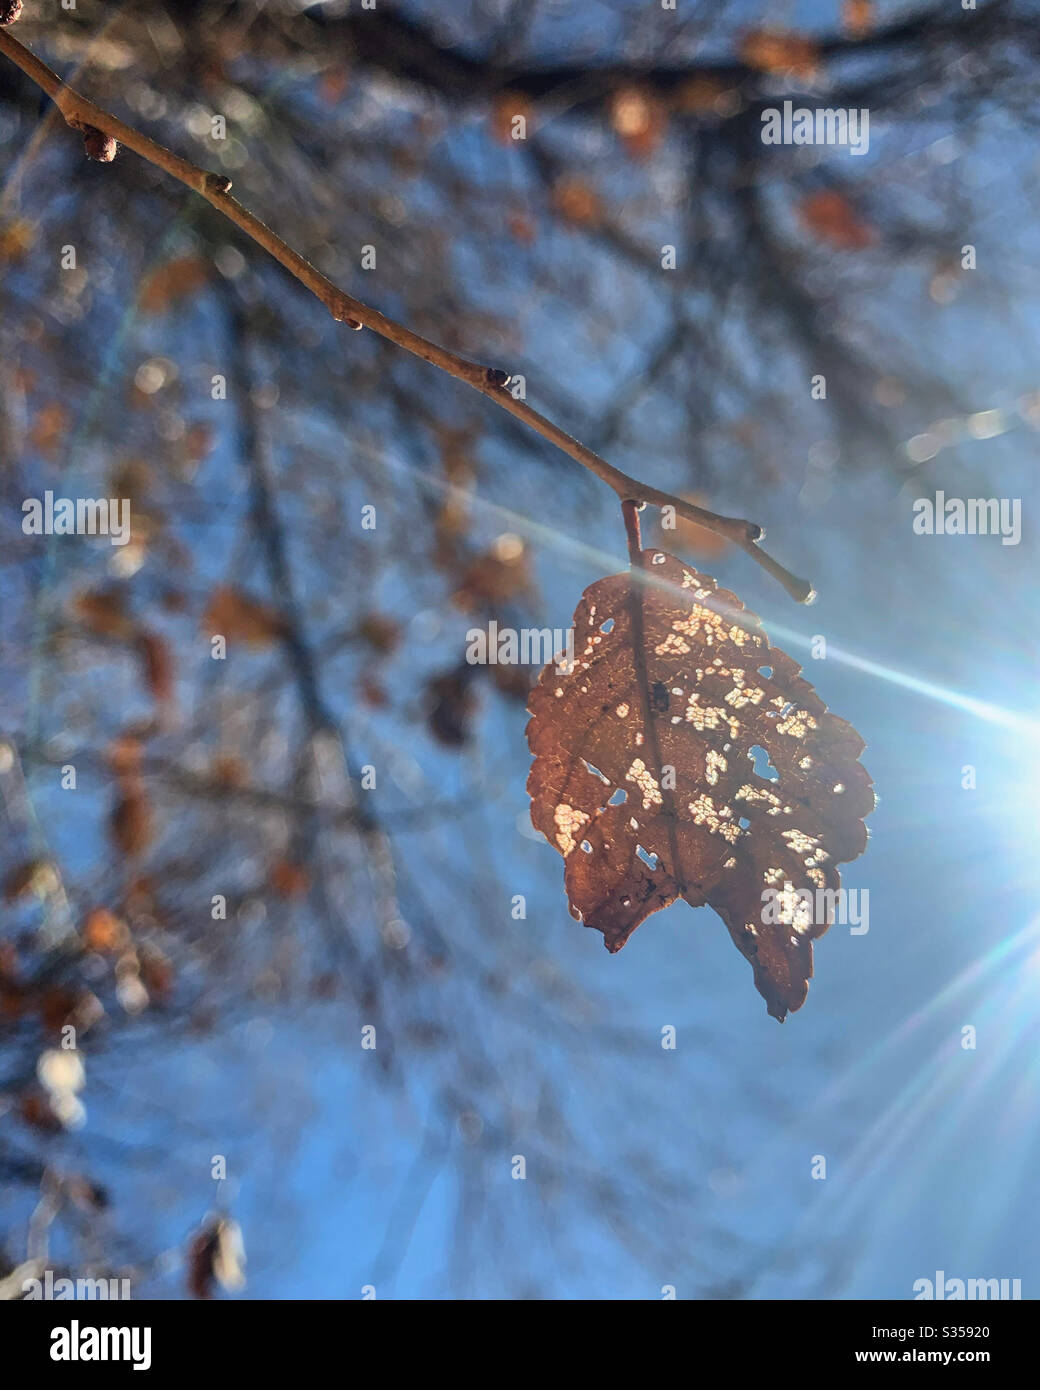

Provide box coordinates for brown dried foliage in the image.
[527,547,872,1020]
[139,256,210,314]
[739,29,820,80]
[110,786,154,859]
[799,191,877,251]
[202,586,287,647]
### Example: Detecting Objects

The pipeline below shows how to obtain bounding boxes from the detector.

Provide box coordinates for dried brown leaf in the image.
[551,177,603,228]
[73,587,135,640]
[110,787,154,858]
[136,629,174,704]
[138,946,174,1001]
[426,667,478,747]
[107,734,145,782]
[453,533,531,610]
[81,907,128,953]
[526,548,872,1020]
[357,612,402,655]
[490,92,534,144]
[139,255,210,314]
[269,859,311,899]
[187,1217,245,1299]
[609,86,668,159]
[800,190,876,251]
[187,1224,220,1300]
[202,585,286,647]
[0,217,33,264]
[842,0,875,38]
[674,76,730,115]
[29,402,69,456]
[739,29,820,80]
[209,754,248,788]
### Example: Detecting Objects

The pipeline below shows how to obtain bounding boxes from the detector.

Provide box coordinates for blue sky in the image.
[3,0,1037,1300]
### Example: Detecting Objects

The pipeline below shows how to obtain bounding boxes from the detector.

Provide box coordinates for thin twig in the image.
[0,23,813,602]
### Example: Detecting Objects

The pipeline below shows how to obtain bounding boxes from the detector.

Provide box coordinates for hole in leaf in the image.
[580,839,593,853]
[600,618,615,633]
[607,787,627,805]
[635,844,658,870]
[583,759,609,783]
[748,744,779,781]
[757,665,773,678]
[738,817,751,830]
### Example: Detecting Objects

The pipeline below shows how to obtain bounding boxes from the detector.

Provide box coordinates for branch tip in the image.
[781,571,816,604]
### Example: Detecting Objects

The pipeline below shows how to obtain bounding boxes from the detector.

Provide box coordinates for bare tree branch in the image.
[0,20,813,601]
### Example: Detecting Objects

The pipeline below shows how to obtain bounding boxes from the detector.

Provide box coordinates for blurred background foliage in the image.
[0,0,1038,1298]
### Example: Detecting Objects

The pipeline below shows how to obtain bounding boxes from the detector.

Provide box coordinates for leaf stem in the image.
[621,498,643,564]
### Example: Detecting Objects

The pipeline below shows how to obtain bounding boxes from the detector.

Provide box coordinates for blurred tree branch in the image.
[299,1,1017,111]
